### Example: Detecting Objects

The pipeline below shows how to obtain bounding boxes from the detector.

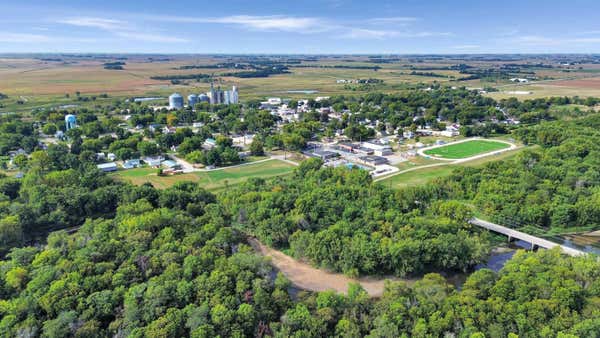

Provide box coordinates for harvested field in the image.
[550,77,600,89]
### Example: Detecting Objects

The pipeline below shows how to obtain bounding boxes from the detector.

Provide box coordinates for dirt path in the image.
[248,238,414,297]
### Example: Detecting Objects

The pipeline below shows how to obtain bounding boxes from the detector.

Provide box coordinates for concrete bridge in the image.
[470,218,586,257]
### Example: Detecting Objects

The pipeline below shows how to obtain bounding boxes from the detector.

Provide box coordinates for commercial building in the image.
[97,162,118,172]
[359,155,389,166]
[354,147,374,155]
[337,142,357,152]
[307,149,340,161]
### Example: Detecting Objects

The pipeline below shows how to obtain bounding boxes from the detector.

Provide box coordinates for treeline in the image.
[221,66,290,78]
[295,64,381,71]
[407,63,472,71]
[150,73,211,81]
[221,159,490,277]
[153,68,289,80]
[103,62,125,70]
[409,71,449,78]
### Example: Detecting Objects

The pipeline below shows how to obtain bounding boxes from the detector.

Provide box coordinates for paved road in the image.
[373,162,449,182]
[470,218,586,257]
[168,154,299,174]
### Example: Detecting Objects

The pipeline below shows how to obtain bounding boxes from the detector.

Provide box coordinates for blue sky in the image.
[1,0,600,54]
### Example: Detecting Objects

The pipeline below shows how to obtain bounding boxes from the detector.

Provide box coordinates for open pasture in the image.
[112,159,295,191]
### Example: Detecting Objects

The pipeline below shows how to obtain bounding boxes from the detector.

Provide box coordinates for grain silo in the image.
[169,93,184,109]
[188,94,198,108]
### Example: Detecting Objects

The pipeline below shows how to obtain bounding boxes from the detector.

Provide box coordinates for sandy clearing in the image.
[248,238,413,297]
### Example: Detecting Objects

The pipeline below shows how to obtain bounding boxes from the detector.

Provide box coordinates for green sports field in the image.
[423,140,510,159]
[379,146,524,189]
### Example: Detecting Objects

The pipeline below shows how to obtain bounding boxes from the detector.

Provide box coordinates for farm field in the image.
[423,139,510,159]
[484,76,600,99]
[0,56,457,98]
[4,55,600,116]
[112,159,295,191]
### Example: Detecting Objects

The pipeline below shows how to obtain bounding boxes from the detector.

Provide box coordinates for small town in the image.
[1,1,600,337]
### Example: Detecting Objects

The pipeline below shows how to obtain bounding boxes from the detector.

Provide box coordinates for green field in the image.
[112,159,296,191]
[423,140,510,159]
[380,147,524,189]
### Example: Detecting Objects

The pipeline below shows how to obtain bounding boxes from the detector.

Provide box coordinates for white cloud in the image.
[144,14,431,36]
[58,17,124,30]
[499,34,600,47]
[342,28,401,39]
[367,17,419,24]
[0,32,97,44]
[342,28,451,40]
[0,33,51,43]
[55,14,447,43]
[114,31,188,43]
[58,16,188,43]
[144,14,331,33]
[206,15,326,32]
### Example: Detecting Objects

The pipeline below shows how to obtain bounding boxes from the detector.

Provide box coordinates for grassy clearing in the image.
[112,159,295,191]
[423,140,510,159]
[380,147,524,189]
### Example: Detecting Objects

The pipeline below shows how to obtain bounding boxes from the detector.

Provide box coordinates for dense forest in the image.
[446,114,600,232]
[1,177,599,337]
[221,159,489,277]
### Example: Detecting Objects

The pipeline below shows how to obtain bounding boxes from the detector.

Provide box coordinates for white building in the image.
[267,97,282,105]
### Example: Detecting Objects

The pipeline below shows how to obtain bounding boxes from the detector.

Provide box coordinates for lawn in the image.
[423,140,510,159]
[112,159,296,191]
[380,147,524,189]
